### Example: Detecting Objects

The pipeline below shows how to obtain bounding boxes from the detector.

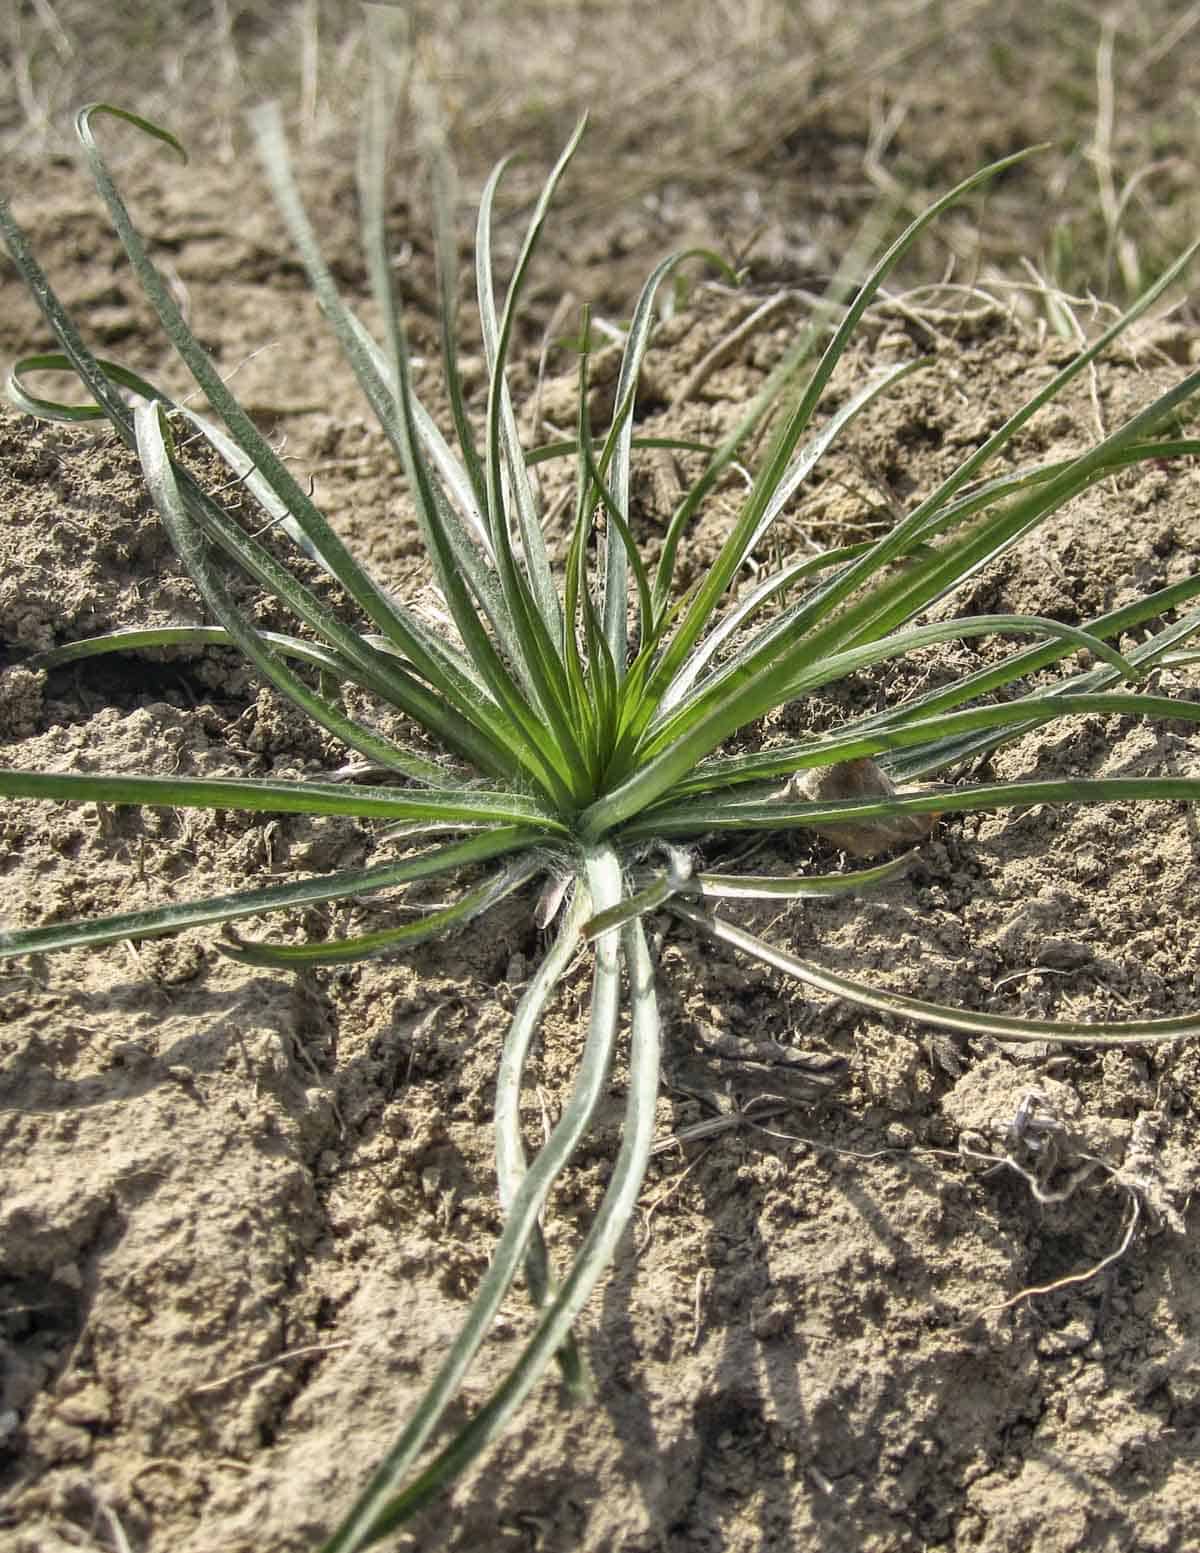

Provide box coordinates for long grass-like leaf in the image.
[666,690,1200,798]
[610,267,1200,829]
[423,94,488,520]
[600,246,733,666]
[584,413,1200,841]
[324,846,662,1546]
[640,150,1045,709]
[0,829,538,958]
[0,769,563,827]
[579,848,918,938]
[655,545,872,719]
[474,124,587,641]
[657,611,1142,752]
[7,348,171,422]
[827,384,1200,661]
[693,850,918,900]
[221,851,543,966]
[469,145,602,777]
[850,573,1200,778]
[353,75,567,757]
[623,775,1200,841]
[1,256,512,780]
[248,105,570,803]
[172,396,494,696]
[136,402,443,781]
[32,624,359,677]
[675,902,1200,1044]
[73,106,477,696]
[494,881,591,1397]
[318,843,626,1552]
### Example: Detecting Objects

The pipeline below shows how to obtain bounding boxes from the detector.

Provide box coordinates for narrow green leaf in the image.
[325,847,662,1544]
[654,543,875,719]
[828,382,1200,658]
[12,351,494,728]
[652,357,928,720]
[175,397,489,694]
[578,381,655,642]
[7,349,169,422]
[675,902,1200,1044]
[469,145,602,779]
[559,322,604,763]
[425,104,488,517]
[318,844,626,1552]
[852,572,1200,776]
[494,882,592,1397]
[621,776,1200,841]
[3,190,518,784]
[660,596,1142,759]
[0,769,564,828]
[355,81,582,806]
[76,101,187,161]
[475,123,587,641]
[600,246,733,667]
[1,200,139,446]
[784,612,1140,700]
[664,690,1200,798]
[135,401,440,781]
[0,828,539,959]
[251,102,565,798]
[525,434,715,467]
[579,847,917,937]
[73,104,467,689]
[579,846,694,939]
[584,401,1200,839]
[645,152,1044,696]
[608,250,1200,833]
[32,624,348,676]
[221,852,543,966]
[327,308,543,695]
[694,850,917,900]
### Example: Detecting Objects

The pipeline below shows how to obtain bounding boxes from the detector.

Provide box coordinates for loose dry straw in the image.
[190,1339,352,1396]
[968,1194,1140,1324]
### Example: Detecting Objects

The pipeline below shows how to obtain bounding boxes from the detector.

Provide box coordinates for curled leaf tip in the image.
[76,103,189,165]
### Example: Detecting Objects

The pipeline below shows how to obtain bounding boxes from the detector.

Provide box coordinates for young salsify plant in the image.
[6,55,1200,1553]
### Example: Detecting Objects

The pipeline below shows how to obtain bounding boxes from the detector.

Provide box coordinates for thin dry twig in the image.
[651,1096,793,1156]
[95,1493,135,1553]
[957,1135,1104,1206]
[1018,255,1107,445]
[639,1141,716,1251]
[957,1088,1148,1325]
[189,1339,352,1396]
[689,1269,707,1351]
[967,1193,1140,1324]
[673,293,795,405]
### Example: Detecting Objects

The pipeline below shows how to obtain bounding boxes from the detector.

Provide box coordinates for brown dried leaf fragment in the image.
[786,756,939,858]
